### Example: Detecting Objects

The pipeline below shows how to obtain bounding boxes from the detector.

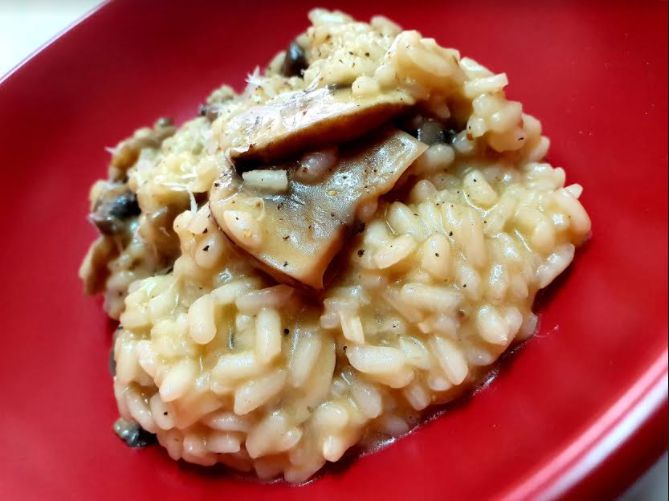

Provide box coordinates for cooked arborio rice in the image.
[80,9,591,483]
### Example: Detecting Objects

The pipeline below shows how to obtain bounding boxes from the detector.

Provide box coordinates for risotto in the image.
[80,9,591,483]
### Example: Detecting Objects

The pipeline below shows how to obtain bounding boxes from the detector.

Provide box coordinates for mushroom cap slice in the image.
[224,87,414,164]
[210,129,427,289]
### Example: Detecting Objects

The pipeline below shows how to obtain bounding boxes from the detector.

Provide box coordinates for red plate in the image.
[0,1,666,499]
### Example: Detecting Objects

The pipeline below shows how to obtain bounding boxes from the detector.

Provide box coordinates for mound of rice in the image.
[80,9,591,483]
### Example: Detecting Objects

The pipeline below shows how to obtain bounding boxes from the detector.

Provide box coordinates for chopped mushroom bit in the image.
[281,40,309,77]
[211,130,427,289]
[224,86,414,164]
[113,418,156,448]
[89,183,140,236]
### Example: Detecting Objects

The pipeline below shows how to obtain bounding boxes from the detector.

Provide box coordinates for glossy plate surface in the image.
[0,1,666,499]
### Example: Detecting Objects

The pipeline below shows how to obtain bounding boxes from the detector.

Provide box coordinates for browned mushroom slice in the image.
[210,130,427,289]
[224,87,414,164]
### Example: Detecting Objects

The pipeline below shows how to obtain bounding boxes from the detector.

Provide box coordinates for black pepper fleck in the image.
[357,249,365,257]
[202,245,210,252]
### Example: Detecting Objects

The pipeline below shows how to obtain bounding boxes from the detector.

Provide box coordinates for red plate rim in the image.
[507,348,667,498]
[2,3,666,498]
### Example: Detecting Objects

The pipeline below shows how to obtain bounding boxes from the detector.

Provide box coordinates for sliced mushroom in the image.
[224,87,414,165]
[210,130,427,289]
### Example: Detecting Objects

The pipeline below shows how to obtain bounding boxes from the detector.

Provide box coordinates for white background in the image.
[0,1,665,498]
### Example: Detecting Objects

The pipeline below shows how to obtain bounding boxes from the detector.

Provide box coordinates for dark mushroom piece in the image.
[89,185,141,236]
[224,86,414,165]
[199,103,225,122]
[281,40,309,77]
[417,118,446,145]
[443,128,458,145]
[113,418,156,448]
[210,130,427,289]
